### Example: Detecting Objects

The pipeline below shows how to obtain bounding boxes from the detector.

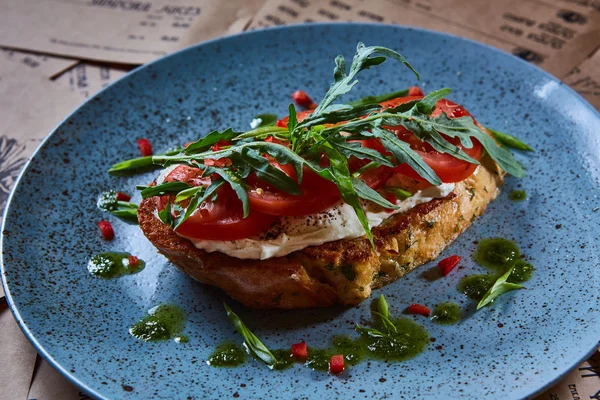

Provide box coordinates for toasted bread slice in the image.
[138,157,503,309]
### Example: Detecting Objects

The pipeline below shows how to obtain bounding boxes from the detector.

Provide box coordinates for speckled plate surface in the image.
[2,23,599,400]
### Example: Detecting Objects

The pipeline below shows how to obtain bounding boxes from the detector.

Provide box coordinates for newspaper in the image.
[248,0,600,78]
[0,1,598,399]
[0,0,265,65]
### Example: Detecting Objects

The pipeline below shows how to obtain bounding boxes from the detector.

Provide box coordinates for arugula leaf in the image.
[477,266,525,309]
[330,138,394,167]
[384,186,412,200]
[238,148,301,195]
[231,126,288,142]
[251,113,277,128]
[369,124,442,185]
[223,303,278,367]
[346,88,410,107]
[322,146,373,246]
[109,202,139,222]
[486,127,533,151]
[314,42,418,114]
[373,295,397,333]
[174,186,204,203]
[184,128,241,154]
[415,88,452,115]
[138,182,191,199]
[208,168,250,218]
[356,295,397,338]
[351,178,398,209]
[173,179,224,228]
[109,148,182,173]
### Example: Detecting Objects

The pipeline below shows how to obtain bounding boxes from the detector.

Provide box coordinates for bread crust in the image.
[138,158,503,309]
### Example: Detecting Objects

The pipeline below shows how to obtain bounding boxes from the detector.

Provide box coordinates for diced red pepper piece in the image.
[407,86,424,96]
[291,341,308,360]
[291,90,314,107]
[137,138,153,156]
[307,102,318,110]
[116,192,131,202]
[407,303,431,317]
[128,255,139,267]
[329,354,345,374]
[437,255,461,276]
[384,192,397,213]
[97,220,114,240]
[276,119,287,128]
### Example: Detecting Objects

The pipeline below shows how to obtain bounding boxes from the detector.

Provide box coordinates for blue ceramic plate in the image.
[2,23,599,400]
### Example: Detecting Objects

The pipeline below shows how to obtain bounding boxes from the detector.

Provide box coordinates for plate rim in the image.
[1,21,599,400]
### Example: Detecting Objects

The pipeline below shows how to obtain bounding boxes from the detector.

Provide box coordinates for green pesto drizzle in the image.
[129,304,187,342]
[458,274,495,300]
[209,297,429,372]
[87,252,145,279]
[207,343,247,367]
[474,238,520,273]
[430,302,461,325]
[508,190,527,201]
[458,238,535,306]
[507,260,535,283]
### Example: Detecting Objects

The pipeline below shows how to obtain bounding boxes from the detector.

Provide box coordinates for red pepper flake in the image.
[291,341,308,360]
[329,354,345,374]
[291,90,314,107]
[407,303,431,317]
[128,255,139,267]
[407,86,424,96]
[276,119,287,128]
[211,139,231,152]
[137,138,153,156]
[115,192,131,202]
[437,255,461,276]
[97,220,114,240]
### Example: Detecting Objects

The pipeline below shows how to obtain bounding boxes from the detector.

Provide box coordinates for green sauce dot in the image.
[87,252,145,279]
[306,349,333,371]
[507,260,535,283]
[458,274,495,300]
[130,304,186,342]
[509,190,526,201]
[271,349,295,370]
[474,238,520,272]
[207,343,247,367]
[431,302,461,325]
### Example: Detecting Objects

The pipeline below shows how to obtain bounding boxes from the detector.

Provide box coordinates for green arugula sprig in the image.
[355,295,398,338]
[477,266,525,309]
[224,303,279,368]
[111,41,530,242]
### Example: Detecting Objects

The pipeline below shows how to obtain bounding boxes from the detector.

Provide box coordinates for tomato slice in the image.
[157,165,276,240]
[247,161,341,216]
[380,96,483,183]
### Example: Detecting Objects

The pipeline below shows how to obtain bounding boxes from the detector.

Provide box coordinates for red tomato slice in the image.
[381,96,483,183]
[157,165,276,240]
[247,161,341,217]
